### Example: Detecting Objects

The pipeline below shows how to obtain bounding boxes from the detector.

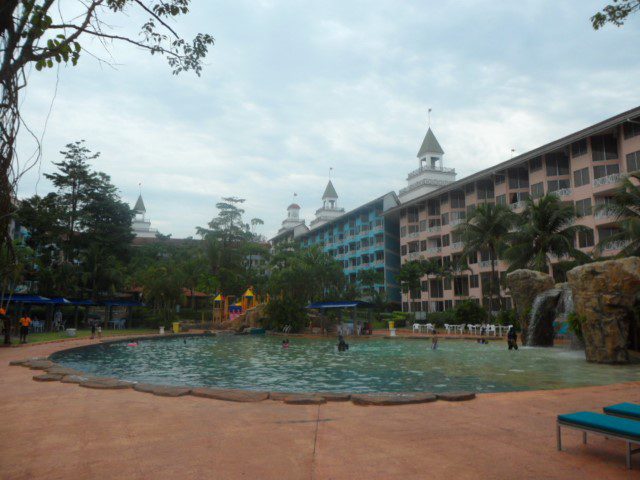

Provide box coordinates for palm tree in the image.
[396,260,424,314]
[454,203,515,311]
[595,171,640,257]
[503,194,590,273]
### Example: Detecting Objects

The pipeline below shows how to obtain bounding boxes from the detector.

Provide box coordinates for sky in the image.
[15,0,640,239]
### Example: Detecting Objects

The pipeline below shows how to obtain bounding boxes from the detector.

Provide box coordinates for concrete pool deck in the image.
[1,337,640,479]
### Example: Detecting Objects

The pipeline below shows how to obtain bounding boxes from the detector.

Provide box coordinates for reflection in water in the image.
[51,336,640,394]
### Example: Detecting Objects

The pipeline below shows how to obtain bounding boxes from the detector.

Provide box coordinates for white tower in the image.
[310,180,345,229]
[131,194,158,238]
[399,126,456,202]
[277,202,305,234]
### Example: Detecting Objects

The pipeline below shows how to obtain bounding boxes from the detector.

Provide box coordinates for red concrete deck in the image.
[1,337,639,480]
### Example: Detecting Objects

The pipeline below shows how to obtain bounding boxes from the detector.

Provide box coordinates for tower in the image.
[398,125,456,202]
[310,180,345,228]
[131,193,158,238]
[277,202,305,234]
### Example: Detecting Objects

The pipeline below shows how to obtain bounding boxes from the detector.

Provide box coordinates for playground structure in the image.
[212,288,266,328]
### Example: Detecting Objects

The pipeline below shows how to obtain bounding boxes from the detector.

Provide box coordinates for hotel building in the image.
[388,106,640,314]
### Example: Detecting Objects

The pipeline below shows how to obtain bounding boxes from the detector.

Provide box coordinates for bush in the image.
[426,311,455,327]
[495,309,518,328]
[264,298,307,332]
[453,300,488,325]
[567,312,584,341]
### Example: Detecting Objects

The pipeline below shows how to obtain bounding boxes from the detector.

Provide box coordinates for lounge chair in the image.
[556,411,640,469]
[604,403,640,421]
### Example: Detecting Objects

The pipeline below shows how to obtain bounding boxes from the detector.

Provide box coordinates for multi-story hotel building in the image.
[270,182,402,303]
[387,106,640,314]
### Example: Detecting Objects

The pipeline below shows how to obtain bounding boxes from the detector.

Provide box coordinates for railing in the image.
[451,242,464,250]
[603,240,629,251]
[450,219,464,226]
[408,231,420,238]
[374,259,384,265]
[509,201,526,210]
[426,225,441,233]
[593,173,624,188]
[479,260,494,269]
[407,164,456,179]
[407,252,422,260]
[426,246,442,254]
[594,209,614,220]
[399,178,456,196]
[552,188,572,197]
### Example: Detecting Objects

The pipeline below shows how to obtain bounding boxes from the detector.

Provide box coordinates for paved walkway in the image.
[1,338,639,480]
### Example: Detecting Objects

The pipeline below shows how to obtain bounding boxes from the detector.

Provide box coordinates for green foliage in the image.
[495,309,518,328]
[592,1,640,29]
[453,300,488,325]
[426,311,455,327]
[264,297,307,333]
[567,312,585,341]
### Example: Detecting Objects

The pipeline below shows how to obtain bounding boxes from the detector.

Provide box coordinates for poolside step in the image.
[351,393,437,406]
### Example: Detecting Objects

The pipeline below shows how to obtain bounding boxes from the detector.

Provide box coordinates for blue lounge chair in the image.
[604,403,640,420]
[557,411,640,469]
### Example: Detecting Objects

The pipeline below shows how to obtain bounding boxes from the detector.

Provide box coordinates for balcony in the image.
[407,252,422,260]
[407,164,456,180]
[551,188,572,197]
[426,246,442,254]
[407,231,420,239]
[426,225,441,233]
[479,260,494,269]
[509,201,526,211]
[594,209,616,220]
[450,219,464,227]
[374,259,384,266]
[399,178,456,196]
[603,240,630,251]
[451,242,464,251]
[593,173,624,188]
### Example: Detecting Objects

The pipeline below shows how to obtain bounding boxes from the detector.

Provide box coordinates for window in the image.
[408,241,419,253]
[598,227,619,240]
[574,167,590,187]
[591,134,618,161]
[450,191,465,209]
[593,163,620,179]
[400,226,407,237]
[577,229,594,248]
[531,182,544,198]
[545,152,570,176]
[444,300,453,311]
[627,151,640,173]
[407,207,419,223]
[496,194,506,206]
[623,118,640,139]
[467,251,477,264]
[571,139,588,158]
[510,192,530,204]
[466,204,476,216]
[454,276,469,297]
[420,240,427,251]
[450,211,466,222]
[401,245,407,255]
[529,156,542,172]
[494,173,505,185]
[441,213,449,225]
[444,277,451,290]
[440,194,449,205]
[419,220,427,232]
[470,274,479,288]
[477,179,494,200]
[508,167,529,189]
[442,234,450,247]
[575,198,592,217]
[421,280,429,292]
[547,179,570,193]
[465,183,475,194]
[408,224,419,234]
[430,279,443,298]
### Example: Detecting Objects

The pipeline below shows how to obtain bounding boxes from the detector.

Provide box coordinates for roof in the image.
[306,301,374,309]
[417,127,444,157]
[387,105,640,213]
[133,194,146,213]
[287,203,301,210]
[322,180,338,199]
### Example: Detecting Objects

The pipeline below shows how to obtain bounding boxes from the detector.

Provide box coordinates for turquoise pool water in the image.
[51,335,640,394]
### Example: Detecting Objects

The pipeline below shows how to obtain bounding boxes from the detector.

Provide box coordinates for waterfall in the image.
[527,283,576,347]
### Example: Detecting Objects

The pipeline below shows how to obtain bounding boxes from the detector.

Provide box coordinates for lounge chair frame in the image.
[556,419,640,469]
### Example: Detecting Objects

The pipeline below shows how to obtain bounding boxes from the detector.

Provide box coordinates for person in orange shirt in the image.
[19,314,32,344]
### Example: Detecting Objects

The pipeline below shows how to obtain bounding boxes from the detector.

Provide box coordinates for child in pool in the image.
[282,339,290,348]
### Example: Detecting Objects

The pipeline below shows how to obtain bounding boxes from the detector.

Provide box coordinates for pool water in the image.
[51,335,640,394]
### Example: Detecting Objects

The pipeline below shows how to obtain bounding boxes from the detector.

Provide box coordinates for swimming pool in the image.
[50,335,640,394]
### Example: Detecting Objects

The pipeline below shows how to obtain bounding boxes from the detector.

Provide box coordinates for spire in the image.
[322,180,338,199]
[133,194,146,213]
[417,127,444,158]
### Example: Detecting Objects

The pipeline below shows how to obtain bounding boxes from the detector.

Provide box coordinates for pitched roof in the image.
[417,127,444,157]
[133,194,146,213]
[322,180,338,199]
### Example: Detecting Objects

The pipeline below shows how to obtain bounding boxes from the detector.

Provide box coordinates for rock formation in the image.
[506,269,555,340]
[567,257,640,364]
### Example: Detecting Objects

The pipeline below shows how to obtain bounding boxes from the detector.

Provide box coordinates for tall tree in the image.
[396,260,424,313]
[503,195,590,274]
[592,1,640,29]
[454,203,516,311]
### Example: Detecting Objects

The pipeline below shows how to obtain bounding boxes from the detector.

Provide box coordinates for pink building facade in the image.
[390,107,640,314]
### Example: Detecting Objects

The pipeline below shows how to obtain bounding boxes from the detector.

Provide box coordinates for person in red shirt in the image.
[19,315,32,344]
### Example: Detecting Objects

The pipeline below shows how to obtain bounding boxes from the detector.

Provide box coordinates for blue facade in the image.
[298,194,401,303]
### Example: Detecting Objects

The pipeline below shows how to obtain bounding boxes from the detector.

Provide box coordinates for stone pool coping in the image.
[10,333,477,406]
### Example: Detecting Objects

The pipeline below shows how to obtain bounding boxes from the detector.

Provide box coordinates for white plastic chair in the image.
[413,323,421,333]
[444,323,453,334]
[456,324,465,334]
[468,324,477,335]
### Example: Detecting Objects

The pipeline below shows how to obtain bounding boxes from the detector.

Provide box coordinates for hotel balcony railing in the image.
[451,242,464,251]
[426,225,441,233]
[593,173,624,188]
[407,252,422,260]
[426,246,442,254]
[374,259,384,266]
[594,209,615,220]
[399,178,456,196]
[551,188,572,197]
[509,201,526,211]
[603,240,630,251]
[479,260,494,269]
[407,231,420,238]
[407,164,456,180]
[450,219,464,227]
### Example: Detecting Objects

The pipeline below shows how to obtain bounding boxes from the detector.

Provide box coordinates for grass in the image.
[12,328,158,345]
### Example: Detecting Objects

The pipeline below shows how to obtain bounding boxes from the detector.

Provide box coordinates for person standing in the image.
[507,326,519,350]
[19,314,32,344]
[53,309,63,332]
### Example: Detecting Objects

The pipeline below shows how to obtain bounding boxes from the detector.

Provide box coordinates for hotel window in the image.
[469,274,479,288]
[420,240,427,251]
[451,191,465,208]
[444,300,453,311]
[421,280,429,292]
[496,194,506,205]
[466,204,476,216]
[577,229,595,248]
[531,182,544,198]
[428,218,441,228]
[454,276,469,297]
[627,151,640,173]
[467,251,478,265]
[494,173,505,185]
[400,209,406,218]
[509,192,530,204]
[400,226,407,237]
[547,179,570,193]
[428,200,441,216]
[545,152,570,176]
[408,224,419,234]
[593,163,620,179]
[465,182,475,194]
[419,220,427,232]
[623,118,640,139]
[407,207,419,223]
[571,139,588,158]
[575,198,592,217]
[529,156,542,172]
[421,301,429,311]
[451,210,466,222]
[408,241,419,253]
[430,279,443,298]
[477,179,494,200]
[573,167,590,187]
[441,213,449,225]
[444,277,452,290]
[440,194,449,205]
[591,134,618,161]
[598,227,619,241]
[508,167,529,189]
[442,234,450,247]
[401,245,407,255]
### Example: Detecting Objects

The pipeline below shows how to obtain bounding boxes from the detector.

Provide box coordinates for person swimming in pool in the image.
[431,329,438,350]
[282,339,290,348]
[337,334,349,352]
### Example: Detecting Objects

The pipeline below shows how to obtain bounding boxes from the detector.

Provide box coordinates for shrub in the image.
[264,298,307,332]
[567,312,584,341]
[495,309,518,328]
[426,311,455,327]
[453,300,488,325]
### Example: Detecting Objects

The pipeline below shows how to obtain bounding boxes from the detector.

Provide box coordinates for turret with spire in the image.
[277,194,306,234]
[398,111,456,203]
[131,187,158,239]
[310,179,345,229]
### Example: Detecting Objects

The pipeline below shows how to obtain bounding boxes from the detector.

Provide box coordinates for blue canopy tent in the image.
[305,301,374,335]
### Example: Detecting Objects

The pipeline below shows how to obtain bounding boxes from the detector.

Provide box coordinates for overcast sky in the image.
[15,0,640,239]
